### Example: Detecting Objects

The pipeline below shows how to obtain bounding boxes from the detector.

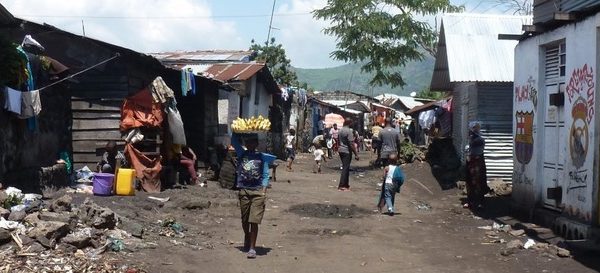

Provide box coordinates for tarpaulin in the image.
[120,88,164,131]
[324,113,344,128]
[125,143,162,192]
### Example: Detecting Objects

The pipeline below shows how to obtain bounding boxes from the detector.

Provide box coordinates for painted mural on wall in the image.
[514,76,538,185]
[565,64,595,221]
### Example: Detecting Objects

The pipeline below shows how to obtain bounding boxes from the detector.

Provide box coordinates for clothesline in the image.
[36,53,121,92]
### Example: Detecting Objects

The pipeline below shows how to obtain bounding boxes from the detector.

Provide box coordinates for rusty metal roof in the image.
[204,63,265,82]
[149,50,253,63]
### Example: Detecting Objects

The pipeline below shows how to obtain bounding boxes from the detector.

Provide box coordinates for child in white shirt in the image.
[313,144,327,173]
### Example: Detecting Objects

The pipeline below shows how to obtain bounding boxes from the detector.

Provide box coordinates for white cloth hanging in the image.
[4,87,22,115]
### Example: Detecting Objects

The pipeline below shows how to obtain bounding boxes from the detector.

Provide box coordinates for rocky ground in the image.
[1,151,599,273]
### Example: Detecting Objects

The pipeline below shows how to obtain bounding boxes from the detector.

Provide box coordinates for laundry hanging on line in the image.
[180,69,196,96]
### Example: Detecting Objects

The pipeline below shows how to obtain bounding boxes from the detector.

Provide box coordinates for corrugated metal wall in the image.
[477,83,514,181]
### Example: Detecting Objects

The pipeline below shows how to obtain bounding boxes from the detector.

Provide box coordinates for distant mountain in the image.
[294,55,435,97]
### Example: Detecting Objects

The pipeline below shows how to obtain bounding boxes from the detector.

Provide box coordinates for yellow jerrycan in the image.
[115,168,136,196]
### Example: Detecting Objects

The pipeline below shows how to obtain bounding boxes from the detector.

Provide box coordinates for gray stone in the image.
[555,246,571,258]
[8,210,26,222]
[36,236,56,249]
[78,198,117,229]
[25,199,43,213]
[23,212,40,225]
[509,229,526,237]
[531,242,550,251]
[50,195,72,212]
[0,191,7,205]
[39,211,76,230]
[174,199,211,210]
[500,249,515,256]
[0,229,10,244]
[119,218,144,238]
[28,242,46,253]
[0,207,9,219]
[18,234,34,246]
[56,243,77,253]
[506,239,524,249]
[28,221,70,243]
[61,228,92,249]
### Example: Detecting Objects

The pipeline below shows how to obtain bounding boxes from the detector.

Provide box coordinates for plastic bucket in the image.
[93,173,115,196]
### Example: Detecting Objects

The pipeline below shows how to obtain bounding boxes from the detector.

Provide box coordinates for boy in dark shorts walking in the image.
[232,133,276,258]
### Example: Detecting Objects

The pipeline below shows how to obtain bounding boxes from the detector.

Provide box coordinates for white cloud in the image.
[3,0,244,53]
[275,0,345,68]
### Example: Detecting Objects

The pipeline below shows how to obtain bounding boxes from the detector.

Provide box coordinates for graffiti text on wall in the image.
[515,76,538,108]
[566,64,595,123]
[565,64,594,200]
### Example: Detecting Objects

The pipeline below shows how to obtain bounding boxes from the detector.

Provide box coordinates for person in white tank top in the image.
[376,154,405,216]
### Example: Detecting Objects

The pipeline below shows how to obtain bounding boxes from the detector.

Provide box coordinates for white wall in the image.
[514,14,599,223]
[239,75,273,151]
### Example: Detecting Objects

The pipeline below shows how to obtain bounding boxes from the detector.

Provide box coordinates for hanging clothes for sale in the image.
[149,76,175,104]
[3,87,22,115]
[125,143,162,192]
[281,87,289,101]
[120,88,164,131]
[166,99,186,145]
[418,109,436,130]
[17,89,41,119]
[298,88,307,106]
[180,69,188,96]
[189,70,196,96]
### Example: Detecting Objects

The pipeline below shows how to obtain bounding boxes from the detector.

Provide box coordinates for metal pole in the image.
[266,0,277,44]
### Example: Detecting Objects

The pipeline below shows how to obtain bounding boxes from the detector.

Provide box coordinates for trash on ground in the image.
[148,196,170,203]
[524,239,536,249]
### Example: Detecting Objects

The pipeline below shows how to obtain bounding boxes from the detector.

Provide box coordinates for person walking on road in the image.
[313,143,327,173]
[371,123,383,166]
[337,118,360,191]
[464,121,489,209]
[330,123,340,154]
[231,133,276,259]
[379,118,402,167]
[377,154,405,216]
[285,128,296,171]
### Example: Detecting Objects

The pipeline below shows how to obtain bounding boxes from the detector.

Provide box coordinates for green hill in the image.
[294,55,434,97]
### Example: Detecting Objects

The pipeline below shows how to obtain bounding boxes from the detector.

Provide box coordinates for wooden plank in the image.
[73,140,126,153]
[72,130,122,140]
[72,153,102,163]
[72,119,120,130]
[71,101,122,111]
[72,111,121,119]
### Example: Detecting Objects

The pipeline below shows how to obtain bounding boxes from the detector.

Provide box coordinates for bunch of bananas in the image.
[231,115,271,132]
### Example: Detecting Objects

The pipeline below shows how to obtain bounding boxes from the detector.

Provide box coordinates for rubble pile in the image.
[0,187,146,273]
[480,221,571,258]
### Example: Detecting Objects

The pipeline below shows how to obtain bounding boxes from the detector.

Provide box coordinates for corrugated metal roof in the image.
[181,64,212,75]
[149,50,253,63]
[431,13,532,90]
[204,63,265,82]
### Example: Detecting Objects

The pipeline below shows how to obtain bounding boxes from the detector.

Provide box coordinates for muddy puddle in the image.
[287,203,372,218]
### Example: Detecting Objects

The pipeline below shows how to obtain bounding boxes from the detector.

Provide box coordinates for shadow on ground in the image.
[287,203,373,218]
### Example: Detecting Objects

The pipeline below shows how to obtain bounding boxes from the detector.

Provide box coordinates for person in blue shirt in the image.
[376,153,405,216]
[231,133,276,259]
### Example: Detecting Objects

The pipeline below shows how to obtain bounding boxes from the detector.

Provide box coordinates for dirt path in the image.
[104,151,598,273]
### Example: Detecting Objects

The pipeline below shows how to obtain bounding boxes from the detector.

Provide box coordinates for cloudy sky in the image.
[3,0,515,68]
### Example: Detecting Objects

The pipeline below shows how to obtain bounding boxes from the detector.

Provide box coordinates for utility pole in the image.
[266,0,277,44]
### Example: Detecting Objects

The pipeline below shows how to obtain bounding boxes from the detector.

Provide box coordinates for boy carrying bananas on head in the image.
[231,130,275,259]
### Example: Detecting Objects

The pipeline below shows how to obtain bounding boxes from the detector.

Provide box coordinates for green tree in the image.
[250,37,298,86]
[416,89,446,100]
[313,0,462,88]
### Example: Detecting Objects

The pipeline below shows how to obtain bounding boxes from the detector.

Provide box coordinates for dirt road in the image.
[88,151,599,273]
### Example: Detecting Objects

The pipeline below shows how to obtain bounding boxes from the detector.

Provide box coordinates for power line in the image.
[15,12,312,20]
